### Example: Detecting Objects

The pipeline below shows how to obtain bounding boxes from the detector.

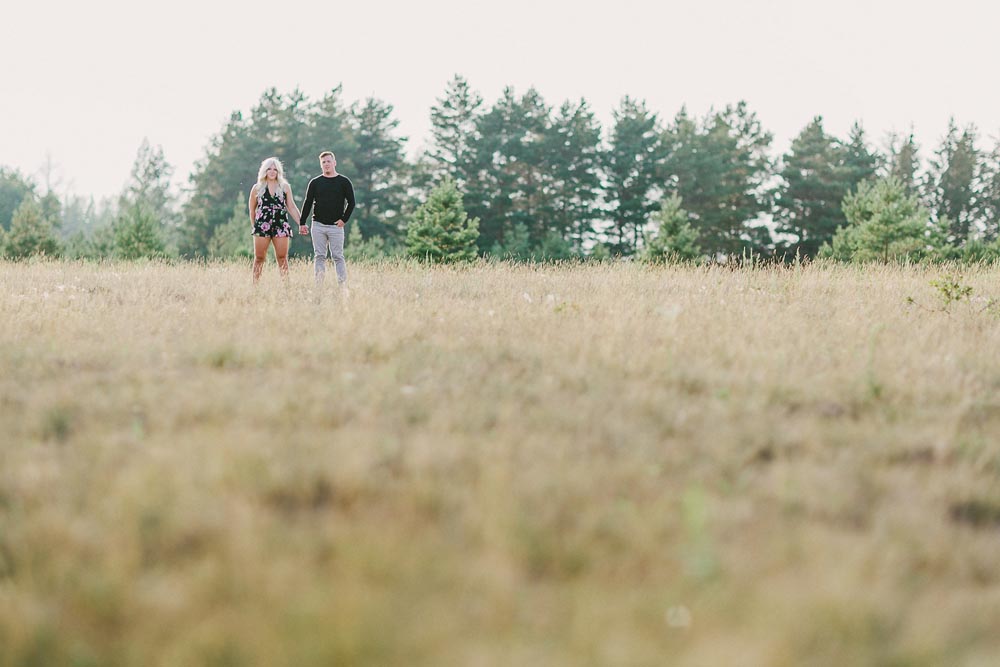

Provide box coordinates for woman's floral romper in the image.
[253,185,292,237]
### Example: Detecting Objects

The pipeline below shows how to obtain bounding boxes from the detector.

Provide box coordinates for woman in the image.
[249,157,302,283]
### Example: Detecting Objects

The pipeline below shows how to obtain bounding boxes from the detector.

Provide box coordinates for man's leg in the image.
[312,224,329,286]
[330,226,347,284]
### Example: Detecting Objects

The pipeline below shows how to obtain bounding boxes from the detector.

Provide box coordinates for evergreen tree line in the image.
[4,75,1000,263]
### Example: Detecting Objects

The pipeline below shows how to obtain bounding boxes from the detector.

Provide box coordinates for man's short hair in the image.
[319,151,335,159]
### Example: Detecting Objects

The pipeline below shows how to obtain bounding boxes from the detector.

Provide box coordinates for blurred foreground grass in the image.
[2,258,1000,666]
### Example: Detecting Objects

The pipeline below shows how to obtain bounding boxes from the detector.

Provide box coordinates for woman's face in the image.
[266,163,279,180]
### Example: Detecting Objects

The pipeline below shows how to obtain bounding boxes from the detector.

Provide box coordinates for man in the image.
[299,151,356,287]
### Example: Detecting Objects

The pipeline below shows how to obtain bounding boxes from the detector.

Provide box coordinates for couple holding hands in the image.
[249,151,355,286]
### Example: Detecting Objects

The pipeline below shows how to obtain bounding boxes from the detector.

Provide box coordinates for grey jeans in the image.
[311,223,347,284]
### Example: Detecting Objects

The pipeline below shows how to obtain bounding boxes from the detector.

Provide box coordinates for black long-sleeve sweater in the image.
[300,174,355,225]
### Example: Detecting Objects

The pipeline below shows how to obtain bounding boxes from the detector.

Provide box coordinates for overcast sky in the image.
[5,0,998,200]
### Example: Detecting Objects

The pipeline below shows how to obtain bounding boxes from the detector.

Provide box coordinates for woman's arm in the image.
[284,184,302,225]
[298,179,314,234]
[248,185,258,228]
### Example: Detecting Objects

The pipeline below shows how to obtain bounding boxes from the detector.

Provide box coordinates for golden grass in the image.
[2,257,1000,666]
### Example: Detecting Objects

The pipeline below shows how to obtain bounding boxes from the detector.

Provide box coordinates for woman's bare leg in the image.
[253,236,271,284]
[273,237,290,280]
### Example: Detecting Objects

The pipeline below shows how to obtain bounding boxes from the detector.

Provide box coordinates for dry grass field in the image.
[2,258,1000,666]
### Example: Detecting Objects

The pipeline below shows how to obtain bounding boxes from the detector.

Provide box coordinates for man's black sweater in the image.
[301,174,355,225]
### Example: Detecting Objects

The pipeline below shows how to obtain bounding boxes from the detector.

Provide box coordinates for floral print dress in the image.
[253,185,292,238]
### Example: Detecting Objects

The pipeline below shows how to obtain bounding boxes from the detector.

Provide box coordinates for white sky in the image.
[5,0,999,201]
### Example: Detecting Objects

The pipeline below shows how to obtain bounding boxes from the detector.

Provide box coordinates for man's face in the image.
[321,155,336,173]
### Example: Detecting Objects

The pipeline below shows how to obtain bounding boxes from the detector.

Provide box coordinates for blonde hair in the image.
[319,151,335,159]
[256,157,289,195]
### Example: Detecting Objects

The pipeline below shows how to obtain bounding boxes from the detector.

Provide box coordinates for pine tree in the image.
[114,140,175,258]
[821,177,929,262]
[774,117,848,258]
[588,241,613,261]
[840,122,879,192]
[663,103,773,258]
[181,89,314,257]
[60,195,103,240]
[606,96,664,254]
[510,89,555,244]
[71,231,115,260]
[406,178,480,263]
[345,220,390,260]
[469,88,517,250]
[886,129,920,194]
[0,168,36,231]
[3,198,60,258]
[273,88,312,181]
[182,108,259,257]
[307,87,357,175]
[547,99,604,252]
[125,139,174,217]
[535,230,576,261]
[39,191,62,231]
[926,119,981,243]
[208,197,252,258]
[642,195,702,263]
[350,97,408,242]
[428,75,484,189]
[426,80,492,248]
[979,140,1000,240]
[489,222,532,260]
[180,110,249,256]
[113,201,166,259]
[470,87,555,251]
[57,194,115,259]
